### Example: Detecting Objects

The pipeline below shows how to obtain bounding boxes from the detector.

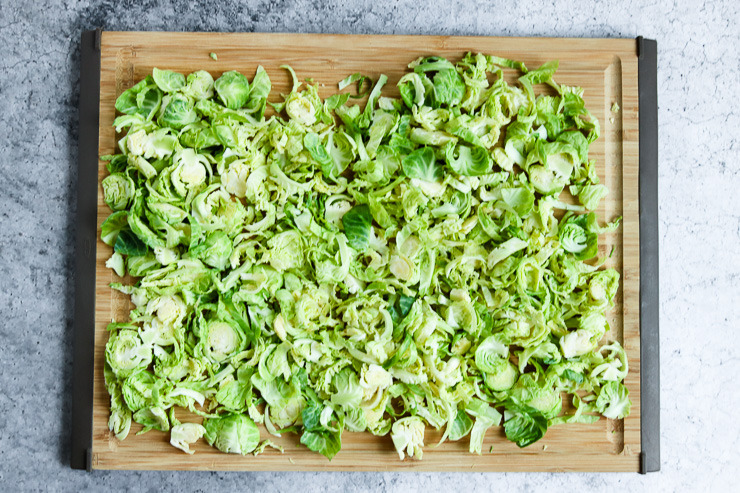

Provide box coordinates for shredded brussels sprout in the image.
[102,53,627,460]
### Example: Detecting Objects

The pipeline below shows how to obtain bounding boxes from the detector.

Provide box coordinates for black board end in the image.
[637,35,661,474]
[71,29,102,471]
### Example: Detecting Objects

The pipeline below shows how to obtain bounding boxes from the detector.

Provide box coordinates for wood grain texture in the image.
[93,32,640,472]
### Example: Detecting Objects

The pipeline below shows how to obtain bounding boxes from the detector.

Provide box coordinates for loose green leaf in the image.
[204,414,260,455]
[433,69,465,107]
[114,229,148,256]
[214,71,250,110]
[503,400,548,448]
[401,146,444,182]
[342,204,373,251]
[245,66,271,119]
[445,143,492,176]
[152,68,186,93]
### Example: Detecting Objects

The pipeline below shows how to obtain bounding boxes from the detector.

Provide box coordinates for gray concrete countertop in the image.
[1,0,737,491]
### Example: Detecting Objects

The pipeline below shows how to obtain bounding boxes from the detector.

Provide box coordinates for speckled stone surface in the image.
[1,0,738,490]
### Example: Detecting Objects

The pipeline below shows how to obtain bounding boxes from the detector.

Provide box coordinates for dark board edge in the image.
[637,36,660,474]
[71,28,102,471]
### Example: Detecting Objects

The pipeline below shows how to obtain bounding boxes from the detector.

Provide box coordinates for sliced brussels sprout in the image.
[101,55,625,460]
[105,328,152,378]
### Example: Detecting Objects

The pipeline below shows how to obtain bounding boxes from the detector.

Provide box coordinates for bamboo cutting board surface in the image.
[92,32,641,472]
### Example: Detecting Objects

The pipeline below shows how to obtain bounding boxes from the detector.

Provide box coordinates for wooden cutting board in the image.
[92,32,641,471]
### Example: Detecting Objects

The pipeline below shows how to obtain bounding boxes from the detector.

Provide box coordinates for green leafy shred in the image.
[101,54,627,461]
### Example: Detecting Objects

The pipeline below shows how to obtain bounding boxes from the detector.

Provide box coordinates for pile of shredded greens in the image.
[101,53,629,461]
